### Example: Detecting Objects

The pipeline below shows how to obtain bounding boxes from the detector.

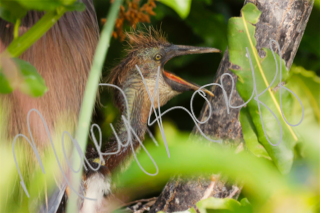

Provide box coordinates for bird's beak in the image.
[162,44,221,97]
[163,71,215,97]
[163,45,221,63]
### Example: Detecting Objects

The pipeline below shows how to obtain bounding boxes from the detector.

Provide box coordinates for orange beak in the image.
[164,71,214,97]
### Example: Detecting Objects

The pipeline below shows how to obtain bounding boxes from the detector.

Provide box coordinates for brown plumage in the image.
[0,4,99,211]
[0,0,99,147]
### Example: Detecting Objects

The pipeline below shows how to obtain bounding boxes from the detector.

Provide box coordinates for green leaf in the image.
[0,1,28,23]
[13,58,47,97]
[0,56,47,97]
[11,0,79,11]
[194,197,252,213]
[15,0,63,11]
[158,0,192,19]
[64,2,86,12]
[315,0,320,10]
[228,3,298,174]
[239,107,271,160]
[0,72,13,93]
[240,198,253,210]
[286,65,320,162]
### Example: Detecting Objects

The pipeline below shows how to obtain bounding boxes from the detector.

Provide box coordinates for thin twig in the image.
[228,186,240,198]
[201,175,220,200]
[124,197,158,207]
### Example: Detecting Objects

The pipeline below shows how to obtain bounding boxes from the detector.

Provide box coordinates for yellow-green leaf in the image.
[228,3,298,173]
[158,0,192,19]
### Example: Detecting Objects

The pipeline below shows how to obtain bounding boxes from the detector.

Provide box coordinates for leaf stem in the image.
[13,19,21,39]
[66,0,123,212]
[5,8,66,58]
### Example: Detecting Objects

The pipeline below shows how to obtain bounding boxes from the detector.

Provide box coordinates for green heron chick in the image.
[79,29,221,213]
[102,29,220,171]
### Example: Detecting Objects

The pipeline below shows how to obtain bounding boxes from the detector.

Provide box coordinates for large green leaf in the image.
[286,65,320,163]
[158,0,192,19]
[228,3,299,174]
[239,107,271,160]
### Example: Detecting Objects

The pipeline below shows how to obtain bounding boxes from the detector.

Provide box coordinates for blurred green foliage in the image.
[0,0,319,212]
[115,122,318,213]
[0,0,83,23]
[158,0,192,19]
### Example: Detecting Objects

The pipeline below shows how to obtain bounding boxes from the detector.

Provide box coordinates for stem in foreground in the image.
[66,0,123,212]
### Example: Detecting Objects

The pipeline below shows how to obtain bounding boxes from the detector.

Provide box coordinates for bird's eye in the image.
[154,54,162,61]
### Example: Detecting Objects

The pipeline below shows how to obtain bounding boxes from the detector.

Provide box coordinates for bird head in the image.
[108,28,220,125]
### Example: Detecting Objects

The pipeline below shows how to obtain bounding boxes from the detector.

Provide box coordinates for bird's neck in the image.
[102,82,151,172]
[117,84,151,142]
[115,72,178,143]
[104,74,178,172]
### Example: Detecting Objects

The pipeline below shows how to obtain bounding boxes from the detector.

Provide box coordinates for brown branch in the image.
[123,197,158,208]
[150,0,314,212]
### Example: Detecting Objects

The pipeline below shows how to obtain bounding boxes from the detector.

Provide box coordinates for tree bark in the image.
[150,0,314,212]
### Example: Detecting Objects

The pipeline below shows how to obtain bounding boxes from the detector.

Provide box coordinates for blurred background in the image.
[92,0,320,143]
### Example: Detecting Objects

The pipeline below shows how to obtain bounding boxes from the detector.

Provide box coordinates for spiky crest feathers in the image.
[108,27,169,89]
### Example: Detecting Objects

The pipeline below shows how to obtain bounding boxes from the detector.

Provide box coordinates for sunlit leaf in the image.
[286,65,320,163]
[228,3,298,174]
[239,107,271,160]
[259,189,317,213]
[192,197,252,213]
[158,0,192,19]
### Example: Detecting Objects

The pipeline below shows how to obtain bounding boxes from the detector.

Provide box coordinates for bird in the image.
[73,28,221,213]
[0,0,99,212]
